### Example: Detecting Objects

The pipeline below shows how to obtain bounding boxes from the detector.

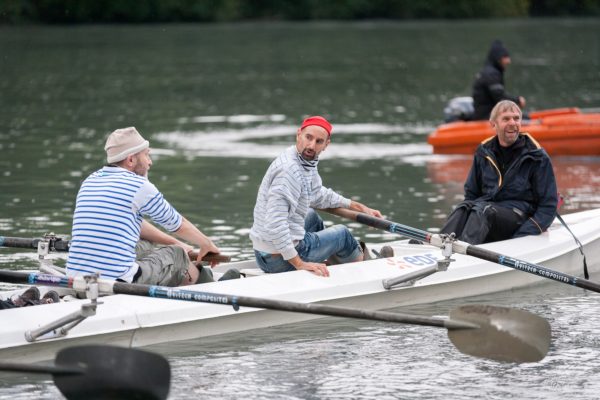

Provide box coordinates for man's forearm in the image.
[348,200,382,218]
[140,220,181,245]
[174,218,209,244]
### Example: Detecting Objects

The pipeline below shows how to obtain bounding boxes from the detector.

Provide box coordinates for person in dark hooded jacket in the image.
[440,100,557,245]
[471,40,526,121]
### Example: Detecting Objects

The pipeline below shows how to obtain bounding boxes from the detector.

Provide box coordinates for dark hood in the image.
[485,39,510,70]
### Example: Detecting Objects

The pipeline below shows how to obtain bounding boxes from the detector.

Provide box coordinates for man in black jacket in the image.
[472,40,526,120]
[440,100,557,245]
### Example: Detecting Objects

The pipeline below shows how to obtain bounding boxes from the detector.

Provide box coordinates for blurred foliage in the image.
[530,0,600,15]
[1,0,599,23]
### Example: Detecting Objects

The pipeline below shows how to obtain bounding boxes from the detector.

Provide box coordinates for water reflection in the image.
[154,118,433,159]
[426,156,600,212]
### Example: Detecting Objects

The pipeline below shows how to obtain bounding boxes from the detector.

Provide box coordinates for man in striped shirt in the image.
[66,127,220,286]
[250,116,382,277]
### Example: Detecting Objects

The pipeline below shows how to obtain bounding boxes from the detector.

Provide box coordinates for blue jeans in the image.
[254,209,361,273]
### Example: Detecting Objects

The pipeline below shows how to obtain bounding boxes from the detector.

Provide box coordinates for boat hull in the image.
[2,209,600,362]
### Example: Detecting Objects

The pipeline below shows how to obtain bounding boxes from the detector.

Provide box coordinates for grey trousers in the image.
[135,240,214,286]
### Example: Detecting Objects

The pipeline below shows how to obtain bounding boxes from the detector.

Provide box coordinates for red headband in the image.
[300,116,332,136]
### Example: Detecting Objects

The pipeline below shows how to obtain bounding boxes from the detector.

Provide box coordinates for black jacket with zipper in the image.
[464,133,558,237]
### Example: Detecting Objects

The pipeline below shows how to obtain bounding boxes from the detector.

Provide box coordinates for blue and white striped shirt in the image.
[250,146,350,260]
[66,166,182,282]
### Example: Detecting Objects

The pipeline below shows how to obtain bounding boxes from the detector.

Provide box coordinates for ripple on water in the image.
[153,121,434,161]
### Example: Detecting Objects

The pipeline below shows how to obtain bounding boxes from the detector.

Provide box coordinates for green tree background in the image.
[2,0,600,23]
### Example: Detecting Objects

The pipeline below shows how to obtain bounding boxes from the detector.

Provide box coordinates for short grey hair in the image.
[489,100,522,122]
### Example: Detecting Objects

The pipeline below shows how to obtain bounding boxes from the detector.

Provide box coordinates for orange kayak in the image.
[427,107,600,155]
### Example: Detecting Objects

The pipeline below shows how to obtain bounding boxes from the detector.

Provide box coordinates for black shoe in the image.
[195,266,215,284]
[379,246,395,258]
[218,268,242,281]
[372,245,395,259]
[13,287,41,307]
[41,290,60,304]
[408,239,423,245]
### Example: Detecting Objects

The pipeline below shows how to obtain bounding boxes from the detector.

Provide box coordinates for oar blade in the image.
[54,345,171,400]
[447,304,551,363]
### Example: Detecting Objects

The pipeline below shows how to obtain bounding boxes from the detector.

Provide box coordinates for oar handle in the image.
[188,251,231,263]
[321,208,432,243]
[321,207,360,221]
[0,236,231,263]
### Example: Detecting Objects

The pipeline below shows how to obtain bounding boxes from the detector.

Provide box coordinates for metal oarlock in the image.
[84,274,100,300]
[437,233,456,270]
[382,234,457,290]
[24,274,101,343]
[36,236,51,260]
[36,232,70,259]
[35,233,69,276]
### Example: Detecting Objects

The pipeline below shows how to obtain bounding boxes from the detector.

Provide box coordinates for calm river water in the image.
[1,19,600,399]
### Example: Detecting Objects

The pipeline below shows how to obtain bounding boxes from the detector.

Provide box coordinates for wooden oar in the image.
[0,235,230,263]
[322,207,600,294]
[188,250,231,264]
[0,270,550,363]
[0,345,170,400]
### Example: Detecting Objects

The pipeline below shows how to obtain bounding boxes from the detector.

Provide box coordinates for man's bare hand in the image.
[350,200,382,218]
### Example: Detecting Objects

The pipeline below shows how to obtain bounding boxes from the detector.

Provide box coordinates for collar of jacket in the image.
[477,133,545,161]
[476,133,547,188]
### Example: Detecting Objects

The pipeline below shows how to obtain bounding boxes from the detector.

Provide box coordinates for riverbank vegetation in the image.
[1,0,599,24]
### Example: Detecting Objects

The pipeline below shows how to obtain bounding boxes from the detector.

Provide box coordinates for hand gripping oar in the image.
[188,250,231,264]
[322,208,600,294]
[0,235,230,263]
[0,270,550,363]
[0,345,170,400]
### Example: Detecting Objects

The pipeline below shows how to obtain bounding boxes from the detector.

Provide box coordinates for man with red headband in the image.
[249,116,383,277]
